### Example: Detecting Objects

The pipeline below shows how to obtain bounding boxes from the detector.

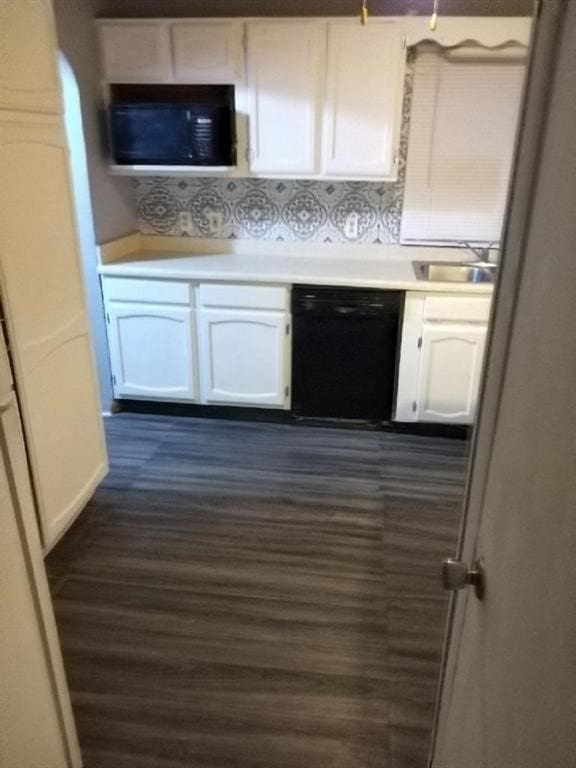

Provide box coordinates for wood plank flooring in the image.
[46,415,468,768]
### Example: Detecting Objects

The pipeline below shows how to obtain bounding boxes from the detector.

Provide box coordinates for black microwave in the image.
[109,102,235,166]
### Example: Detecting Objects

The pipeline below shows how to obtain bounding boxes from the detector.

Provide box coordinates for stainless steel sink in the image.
[413,261,496,284]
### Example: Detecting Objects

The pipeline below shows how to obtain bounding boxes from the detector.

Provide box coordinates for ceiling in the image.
[91,0,535,18]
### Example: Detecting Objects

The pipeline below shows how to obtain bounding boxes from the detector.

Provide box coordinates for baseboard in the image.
[114,399,469,439]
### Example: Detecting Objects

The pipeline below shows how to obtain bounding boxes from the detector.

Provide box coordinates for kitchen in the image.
[0,2,538,767]
[90,12,523,430]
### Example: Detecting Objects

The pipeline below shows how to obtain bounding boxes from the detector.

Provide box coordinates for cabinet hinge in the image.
[285,323,290,336]
[243,32,248,51]
[112,374,117,386]
[417,336,422,349]
[412,401,417,413]
[401,33,407,50]
[106,312,110,324]
[285,385,290,398]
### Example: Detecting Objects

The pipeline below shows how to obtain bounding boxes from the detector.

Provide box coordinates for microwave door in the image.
[111,106,192,165]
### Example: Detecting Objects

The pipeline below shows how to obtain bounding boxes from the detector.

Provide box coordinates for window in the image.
[400,44,526,245]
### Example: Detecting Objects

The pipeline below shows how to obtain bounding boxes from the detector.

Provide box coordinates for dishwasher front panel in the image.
[291,286,403,420]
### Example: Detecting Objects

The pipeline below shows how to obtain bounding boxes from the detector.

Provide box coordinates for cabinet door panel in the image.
[0,113,108,550]
[0,0,61,113]
[417,323,487,423]
[172,22,242,83]
[0,396,80,767]
[108,304,197,401]
[246,22,324,175]
[199,309,289,407]
[323,23,406,178]
[98,22,172,82]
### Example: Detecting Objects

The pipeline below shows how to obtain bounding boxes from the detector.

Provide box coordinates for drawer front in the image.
[102,277,192,305]
[199,283,289,311]
[422,295,491,323]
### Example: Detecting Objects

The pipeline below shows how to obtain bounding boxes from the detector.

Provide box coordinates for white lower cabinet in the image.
[395,292,490,424]
[107,303,197,401]
[417,322,487,422]
[102,278,290,409]
[198,308,290,408]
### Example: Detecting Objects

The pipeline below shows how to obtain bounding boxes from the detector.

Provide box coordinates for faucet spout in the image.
[458,241,499,266]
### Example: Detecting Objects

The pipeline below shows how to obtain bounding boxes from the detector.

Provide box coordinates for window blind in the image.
[400,44,526,245]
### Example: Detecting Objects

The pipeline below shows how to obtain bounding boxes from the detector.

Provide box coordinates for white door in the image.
[0,0,62,114]
[199,309,289,407]
[246,22,324,175]
[97,22,172,82]
[172,22,243,83]
[323,22,406,179]
[0,350,80,767]
[417,323,487,424]
[432,4,575,765]
[0,112,108,551]
[107,304,197,401]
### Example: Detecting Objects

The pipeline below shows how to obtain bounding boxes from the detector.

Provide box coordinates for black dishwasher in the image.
[292,285,403,421]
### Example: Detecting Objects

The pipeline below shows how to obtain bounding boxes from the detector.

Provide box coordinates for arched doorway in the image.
[58,53,113,410]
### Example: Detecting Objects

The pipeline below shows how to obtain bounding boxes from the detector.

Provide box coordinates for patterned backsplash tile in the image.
[134,53,414,245]
[135,176,403,244]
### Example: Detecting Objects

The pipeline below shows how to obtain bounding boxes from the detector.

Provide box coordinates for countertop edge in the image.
[97,248,495,295]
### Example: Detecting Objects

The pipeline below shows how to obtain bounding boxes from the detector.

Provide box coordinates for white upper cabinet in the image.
[0,113,108,550]
[323,22,406,179]
[172,22,243,83]
[246,22,325,175]
[107,304,198,401]
[0,0,61,113]
[98,22,173,82]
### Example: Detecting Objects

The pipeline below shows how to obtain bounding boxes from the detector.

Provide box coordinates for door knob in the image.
[442,558,485,600]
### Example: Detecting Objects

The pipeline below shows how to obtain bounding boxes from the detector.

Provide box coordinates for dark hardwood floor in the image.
[46,414,468,768]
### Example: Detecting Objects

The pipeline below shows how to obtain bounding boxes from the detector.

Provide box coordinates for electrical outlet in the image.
[207,210,223,235]
[179,211,192,232]
[344,212,359,240]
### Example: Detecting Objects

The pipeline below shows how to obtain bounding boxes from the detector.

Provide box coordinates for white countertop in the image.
[97,237,495,294]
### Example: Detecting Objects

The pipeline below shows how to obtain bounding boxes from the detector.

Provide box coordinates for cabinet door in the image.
[0,113,108,550]
[246,22,324,175]
[199,309,289,408]
[0,392,80,767]
[323,23,406,179]
[98,22,172,82]
[0,0,61,113]
[394,292,424,422]
[417,322,487,424]
[107,304,197,401]
[172,22,242,83]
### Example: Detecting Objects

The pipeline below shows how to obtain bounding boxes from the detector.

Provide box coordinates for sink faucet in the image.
[458,241,499,267]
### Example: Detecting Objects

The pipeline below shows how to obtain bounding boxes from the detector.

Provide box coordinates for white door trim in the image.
[431,1,573,762]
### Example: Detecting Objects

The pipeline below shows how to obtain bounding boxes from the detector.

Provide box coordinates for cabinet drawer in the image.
[199,283,289,311]
[102,277,192,306]
[422,295,491,323]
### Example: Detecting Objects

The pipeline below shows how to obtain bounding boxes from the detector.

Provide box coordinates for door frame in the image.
[429,0,570,761]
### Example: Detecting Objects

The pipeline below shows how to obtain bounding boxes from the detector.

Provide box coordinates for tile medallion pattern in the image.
[135,177,400,244]
[134,62,415,245]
